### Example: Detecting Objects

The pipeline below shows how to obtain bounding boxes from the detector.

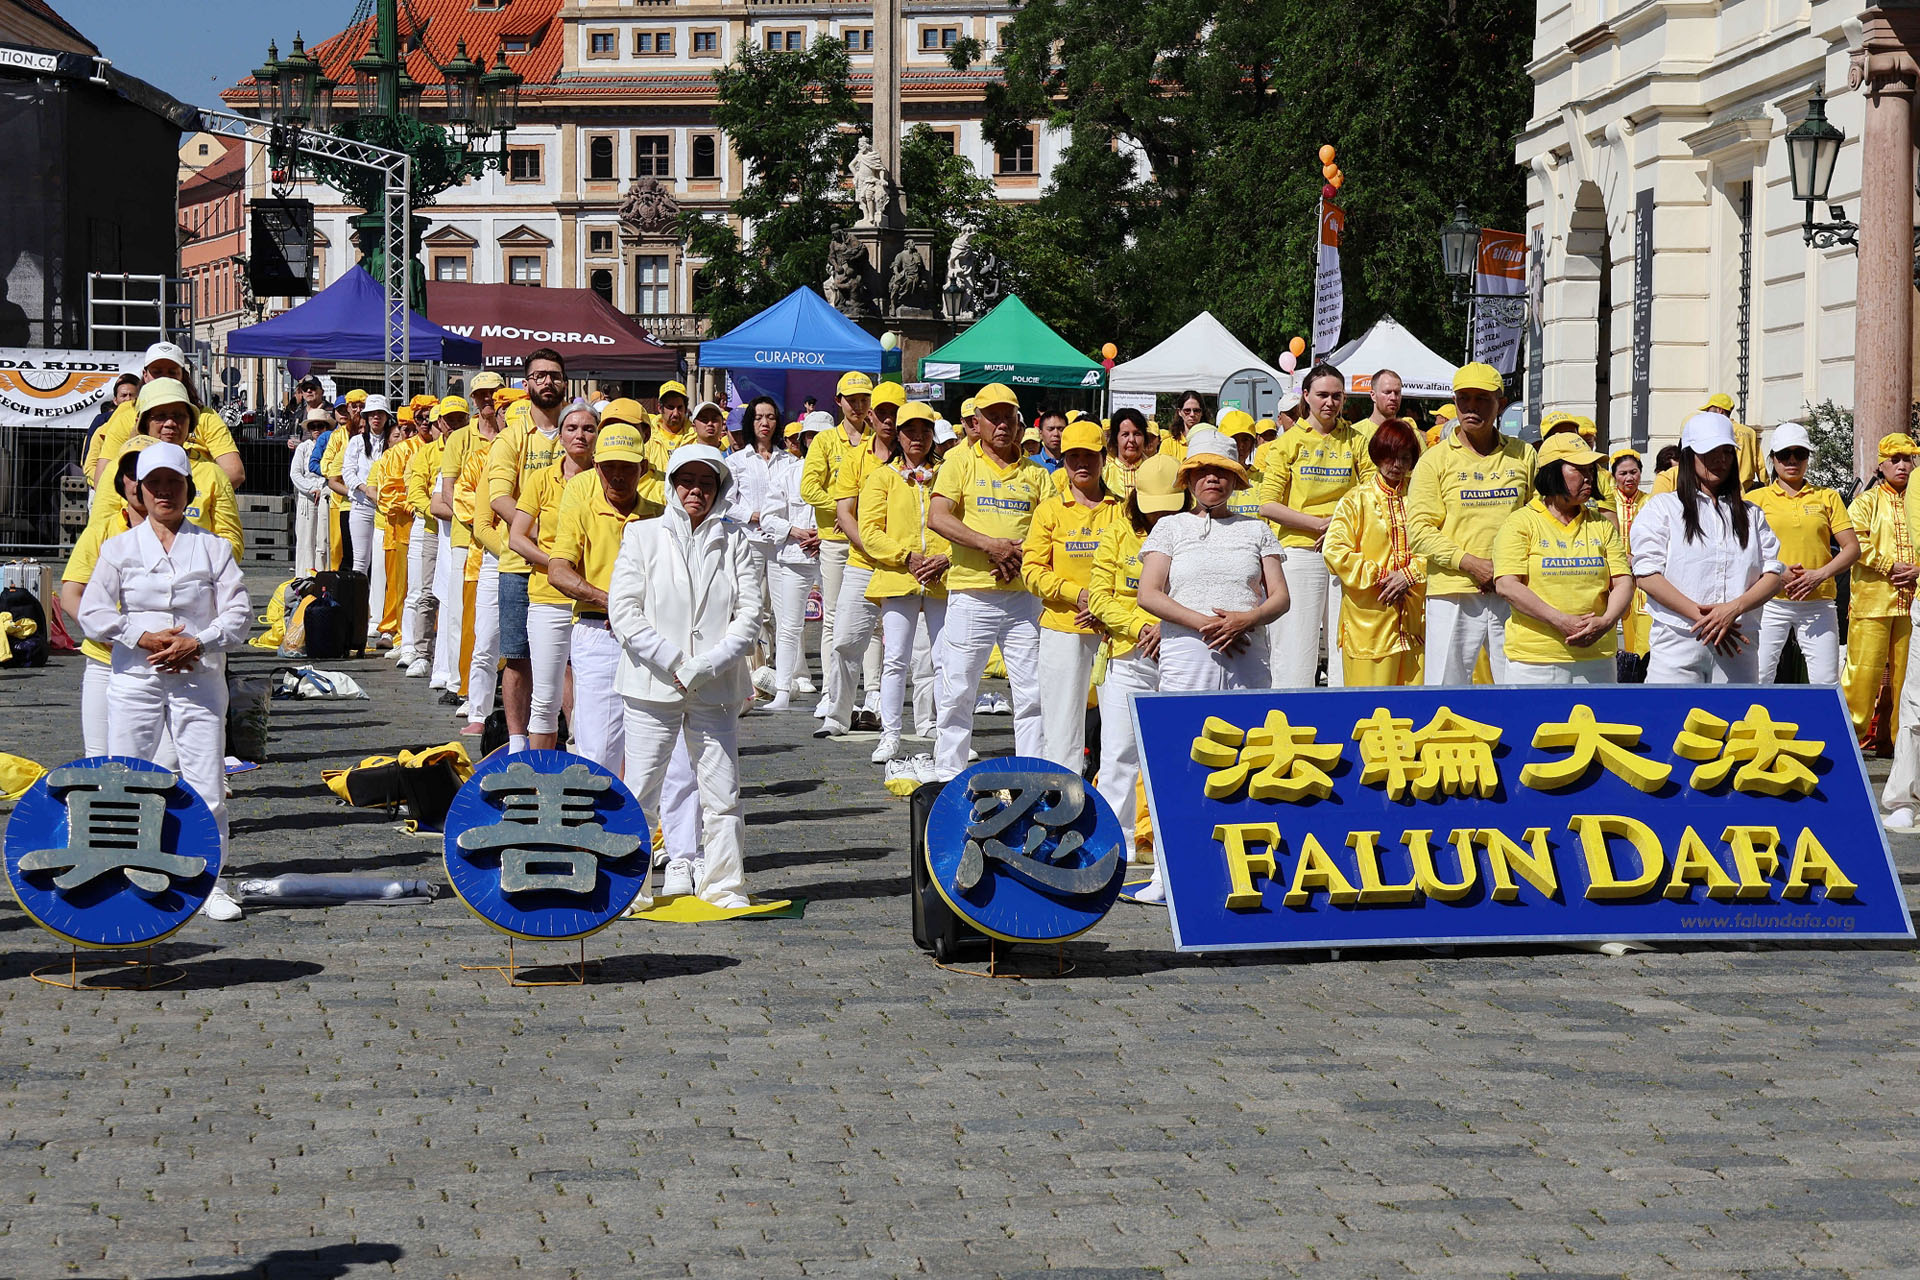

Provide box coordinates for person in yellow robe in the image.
[1608,447,1652,675]
[1843,433,1918,741]
[1323,420,1427,686]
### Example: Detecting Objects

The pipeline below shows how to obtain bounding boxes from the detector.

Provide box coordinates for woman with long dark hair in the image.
[346,395,394,648]
[728,395,787,684]
[1631,414,1783,684]
[1163,389,1206,464]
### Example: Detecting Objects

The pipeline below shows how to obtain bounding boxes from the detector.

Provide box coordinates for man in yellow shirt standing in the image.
[428,379,491,694]
[801,371,875,713]
[400,401,451,677]
[642,379,697,509]
[487,348,569,755]
[1406,362,1537,684]
[926,382,1052,780]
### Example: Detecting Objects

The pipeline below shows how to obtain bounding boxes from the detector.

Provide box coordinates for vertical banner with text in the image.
[1470,230,1527,374]
[1312,200,1345,358]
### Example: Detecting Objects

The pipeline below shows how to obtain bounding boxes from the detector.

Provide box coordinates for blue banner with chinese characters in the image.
[1132,687,1913,952]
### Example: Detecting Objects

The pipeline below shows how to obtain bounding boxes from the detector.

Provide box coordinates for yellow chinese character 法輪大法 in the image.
[1191,711,1343,802]
[1519,704,1673,793]
[1351,706,1503,800]
[1671,704,1824,796]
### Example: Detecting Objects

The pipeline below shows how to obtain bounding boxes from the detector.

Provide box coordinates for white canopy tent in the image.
[1107,311,1286,394]
[1326,315,1460,399]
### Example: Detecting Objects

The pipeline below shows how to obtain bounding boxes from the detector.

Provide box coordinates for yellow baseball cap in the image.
[596,421,647,464]
[1062,420,1105,453]
[1537,432,1604,468]
[897,400,937,428]
[1453,362,1504,394]
[1540,411,1580,436]
[1433,403,1458,422]
[436,395,469,418]
[600,397,647,428]
[960,397,977,419]
[1610,447,1643,466]
[870,380,906,409]
[1255,417,1277,435]
[1880,433,1918,460]
[836,371,875,397]
[657,380,689,401]
[972,382,1019,410]
[1132,455,1185,514]
[470,371,505,392]
[1700,393,1735,413]
[345,388,368,403]
[1020,427,1040,444]
[1218,408,1257,439]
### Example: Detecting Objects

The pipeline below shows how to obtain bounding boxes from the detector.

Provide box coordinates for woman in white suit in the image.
[609,443,767,909]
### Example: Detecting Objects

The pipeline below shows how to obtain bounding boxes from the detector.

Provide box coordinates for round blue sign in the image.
[4,756,221,949]
[925,756,1128,944]
[443,749,651,940]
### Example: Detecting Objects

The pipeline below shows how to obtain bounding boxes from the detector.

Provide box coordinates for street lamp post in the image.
[1785,88,1858,249]
[1439,202,1528,364]
[251,0,521,311]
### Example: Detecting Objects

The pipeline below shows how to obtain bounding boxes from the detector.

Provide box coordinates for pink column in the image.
[1851,10,1920,473]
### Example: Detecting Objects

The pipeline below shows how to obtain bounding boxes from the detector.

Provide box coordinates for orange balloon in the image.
[1330,172,1344,190]
[1318,144,1336,165]
[1289,337,1307,358]
[1322,163,1338,180]
[1101,342,1117,360]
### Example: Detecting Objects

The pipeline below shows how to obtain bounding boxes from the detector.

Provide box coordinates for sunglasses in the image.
[1774,449,1811,463]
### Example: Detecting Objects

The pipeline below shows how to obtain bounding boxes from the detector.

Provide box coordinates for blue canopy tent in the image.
[699,287,882,431]
[227,265,483,365]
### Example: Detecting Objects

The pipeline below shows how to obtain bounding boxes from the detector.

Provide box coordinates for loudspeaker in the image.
[249,198,314,297]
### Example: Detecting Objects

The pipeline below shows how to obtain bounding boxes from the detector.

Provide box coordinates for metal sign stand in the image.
[32,944,183,991]
[934,940,1073,982]
[461,937,593,987]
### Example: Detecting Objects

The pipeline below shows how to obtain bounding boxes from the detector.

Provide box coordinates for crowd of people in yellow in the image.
[57,340,1920,920]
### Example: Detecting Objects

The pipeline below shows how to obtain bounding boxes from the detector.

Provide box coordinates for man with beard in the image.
[487,349,569,754]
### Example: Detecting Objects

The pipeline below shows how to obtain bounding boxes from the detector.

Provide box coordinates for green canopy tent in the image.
[919,295,1106,391]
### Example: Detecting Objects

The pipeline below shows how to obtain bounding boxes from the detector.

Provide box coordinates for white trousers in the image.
[431,529,463,687]
[569,620,623,772]
[349,503,385,636]
[767,559,819,693]
[402,515,438,660]
[661,735,702,860]
[1425,593,1511,685]
[1038,629,1099,771]
[1646,622,1760,684]
[1756,599,1840,685]
[1505,657,1616,685]
[107,664,228,858]
[527,602,572,735]
[1158,627,1269,692]
[622,699,744,904]
[879,596,945,738]
[818,540,850,702]
[1883,604,1920,812]
[82,658,179,766]
[1269,547,1340,688]
[933,590,1044,780]
[466,555,500,725]
[827,567,882,724]
[295,492,327,576]
[1095,648,1158,837]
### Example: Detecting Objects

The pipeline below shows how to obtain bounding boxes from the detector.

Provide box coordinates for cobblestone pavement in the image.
[2,568,1918,1279]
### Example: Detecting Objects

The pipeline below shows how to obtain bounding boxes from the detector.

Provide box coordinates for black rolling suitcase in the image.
[302,599,349,661]
[313,570,371,657]
[908,780,992,963]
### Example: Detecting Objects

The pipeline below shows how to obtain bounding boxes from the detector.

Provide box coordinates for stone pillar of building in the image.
[871,0,907,227]
[1851,8,1920,470]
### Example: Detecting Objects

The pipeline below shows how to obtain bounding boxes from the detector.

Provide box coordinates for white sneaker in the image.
[911,753,939,784]
[706,892,750,911]
[993,693,1013,714]
[765,690,791,712]
[430,675,450,691]
[752,665,777,695]
[455,700,470,718]
[885,757,916,786]
[202,884,243,921]
[794,675,817,694]
[813,718,848,739]
[974,693,996,715]
[871,733,901,764]
[1885,806,1916,832]
[659,858,695,897]
[406,658,430,678]
[1131,878,1166,904]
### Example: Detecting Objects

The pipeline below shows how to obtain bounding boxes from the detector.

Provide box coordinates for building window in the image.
[921,26,959,50]
[634,254,670,315]
[842,27,872,52]
[929,128,959,154]
[588,30,617,58]
[635,135,670,178]
[502,37,528,53]
[764,28,804,51]
[1736,180,1754,420]
[507,147,543,182]
[197,142,210,156]
[509,255,544,286]
[473,0,500,8]
[691,30,719,55]
[434,256,469,282]
[589,228,614,255]
[590,269,614,305]
[691,135,717,180]
[996,127,1035,175]
[634,30,673,55]
[588,135,615,181]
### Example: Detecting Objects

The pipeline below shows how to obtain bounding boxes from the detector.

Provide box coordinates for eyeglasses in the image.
[526,370,565,383]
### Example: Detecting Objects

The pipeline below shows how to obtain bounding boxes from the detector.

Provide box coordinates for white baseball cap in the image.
[1768,421,1812,455]
[142,341,187,371]
[691,399,725,421]
[363,394,391,415]
[800,410,834,435]
[1680,412,1738,455]
[134,441,192,482]
[933,418,957,444]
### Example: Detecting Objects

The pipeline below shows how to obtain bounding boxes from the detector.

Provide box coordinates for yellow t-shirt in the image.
[1021,492,1125,633]
[487,421,562,576]
[62,506,133,663]
[320,428,352,512]
[1322,479,1426,661]
[1848,485,1916,619]
[641,421,697,512]
[1492,498,1629,665]
[406,436,443,537]
[1087,523,1152,659]
[549,469,656,618]
[86,402,239,485]
[931,446,1052,593]
[1255,422,1376,549]
[835,441,894,572]
[515,461,589,607]
[800,423,869,544]
[1751,482,1852,602]
[1406,430,1537,597]
[87,452,243,561]
[440,426,475,548]
[860,462,950,600]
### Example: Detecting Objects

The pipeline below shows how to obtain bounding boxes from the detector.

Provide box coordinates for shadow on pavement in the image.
[140,1240,404,1279]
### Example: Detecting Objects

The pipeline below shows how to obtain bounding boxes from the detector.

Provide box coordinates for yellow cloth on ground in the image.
[931,446,1051,593]
[1492,497,1629,665]
[1752,482,1852,601]
[1256,422,1375,549]
[0,612,36,664]
[251,577,299,651]
[1406,430,1536,597]
[625,895,795,922]
[0,751,46,800]
[1022,492,1124,633]
[1324,478,1427,665]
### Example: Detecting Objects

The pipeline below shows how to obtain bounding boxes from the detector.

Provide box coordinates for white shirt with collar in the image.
[77,519,252,676]
[1631,490,1784,633]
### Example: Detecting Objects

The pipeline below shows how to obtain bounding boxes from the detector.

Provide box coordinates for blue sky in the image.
[70,0,357,108]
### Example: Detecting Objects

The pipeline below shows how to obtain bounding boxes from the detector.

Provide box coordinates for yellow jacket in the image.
[369,437,418,534]
[1087,522,1153,659]
[860,462,950,599]
[640,422,697,512]
[836,441,894,572]
[406,437,443,537]
[800,422,868,543]
[1022,491,1125,633]
[1405,430,1536,596]
[458,437,508,559]
[1103,457,1143,501]
[1848,484,1916,619]
[487,421,562,575]
[1323,478,1426,660]
[62,504,133,664]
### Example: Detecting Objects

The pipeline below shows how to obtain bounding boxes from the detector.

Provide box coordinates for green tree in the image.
[901,123,995,257]
[680,38,862,333]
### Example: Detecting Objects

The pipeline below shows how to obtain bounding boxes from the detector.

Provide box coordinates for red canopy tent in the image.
[425,281,679,377]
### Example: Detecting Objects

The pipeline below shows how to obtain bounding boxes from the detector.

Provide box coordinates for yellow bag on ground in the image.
[0,752,45,801]
[323,741,473,806]
[251,578,299,650]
